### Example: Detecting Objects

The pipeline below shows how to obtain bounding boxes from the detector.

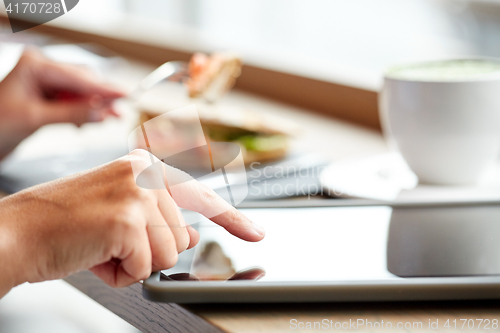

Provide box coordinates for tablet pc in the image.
[143,203,500,303]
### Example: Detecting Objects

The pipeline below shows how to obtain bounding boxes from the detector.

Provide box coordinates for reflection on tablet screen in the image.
[162,205,500,282]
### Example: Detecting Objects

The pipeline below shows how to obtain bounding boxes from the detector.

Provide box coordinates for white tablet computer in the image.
[143,202,500,303]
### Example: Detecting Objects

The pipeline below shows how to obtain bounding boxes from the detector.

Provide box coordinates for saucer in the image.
[320,152,500,202]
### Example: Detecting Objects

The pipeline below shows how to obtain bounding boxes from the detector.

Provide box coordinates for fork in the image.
[128,61,189,101]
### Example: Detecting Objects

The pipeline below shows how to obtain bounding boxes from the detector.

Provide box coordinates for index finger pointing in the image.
[210,207,265,242]
[127,151,265,242]
[169,177,265,242]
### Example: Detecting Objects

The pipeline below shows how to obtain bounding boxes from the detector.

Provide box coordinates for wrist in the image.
[0,196,31,295]
[0,222,22,298]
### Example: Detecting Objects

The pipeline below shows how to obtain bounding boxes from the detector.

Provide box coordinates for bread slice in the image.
[186,52,242,102]
[137,104,297,166]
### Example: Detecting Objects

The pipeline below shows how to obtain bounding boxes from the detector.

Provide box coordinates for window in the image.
[4,0,500,88]
[119,0,500,86]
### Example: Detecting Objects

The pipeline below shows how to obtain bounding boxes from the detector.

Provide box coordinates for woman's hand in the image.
[0,48,125,160]
[0,149,264,298]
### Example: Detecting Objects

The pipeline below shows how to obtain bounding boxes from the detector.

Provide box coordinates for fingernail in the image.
[109,107,122,117]
[88,110,102,122]
[102,97,116,106]
[90,95,104,109]
[252,222,265,237]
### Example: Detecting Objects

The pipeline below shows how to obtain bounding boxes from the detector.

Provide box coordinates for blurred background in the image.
[3,0,500,88]
[6,0,499,86]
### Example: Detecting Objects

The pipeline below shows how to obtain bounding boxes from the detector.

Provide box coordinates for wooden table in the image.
[1,57,499,333]
[62,270,500,333]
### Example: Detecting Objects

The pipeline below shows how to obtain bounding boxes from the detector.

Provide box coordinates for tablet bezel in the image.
[143,200,500,304]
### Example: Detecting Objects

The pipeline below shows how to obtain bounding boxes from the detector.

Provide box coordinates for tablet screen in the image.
[162,205,500,282]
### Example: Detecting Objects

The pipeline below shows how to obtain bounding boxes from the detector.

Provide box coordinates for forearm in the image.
[0,211,21,298]
[0,195,30,298]
[0,232,16,298]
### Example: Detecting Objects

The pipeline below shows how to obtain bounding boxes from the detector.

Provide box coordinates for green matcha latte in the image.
[386,59,500,81]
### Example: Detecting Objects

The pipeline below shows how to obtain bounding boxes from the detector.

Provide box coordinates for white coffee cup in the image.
[379,58,500,185]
